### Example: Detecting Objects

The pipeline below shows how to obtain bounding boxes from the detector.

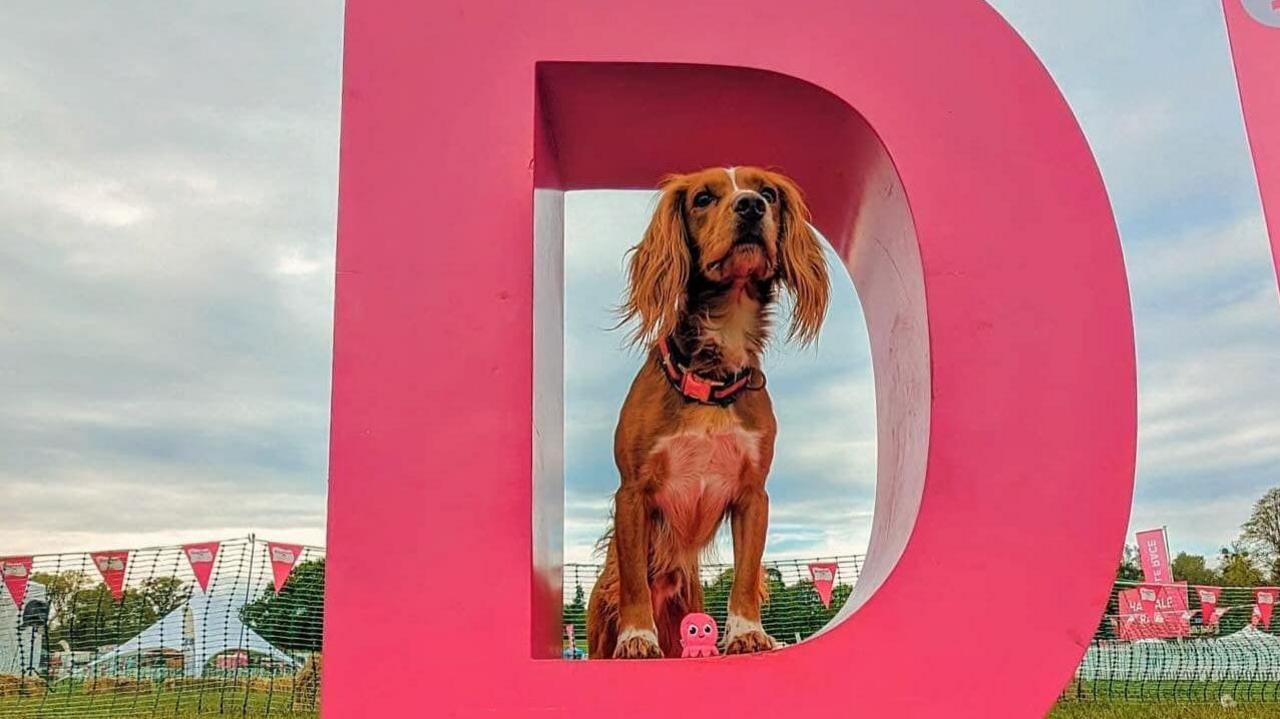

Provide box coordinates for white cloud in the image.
[52,181,152,228]
[0,2,341,553]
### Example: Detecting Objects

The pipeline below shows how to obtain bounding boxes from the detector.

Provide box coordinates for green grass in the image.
[1051,702,1280,718]
[1061,680,1280,703]
[0,687,315,719]
[10,684,1280,719]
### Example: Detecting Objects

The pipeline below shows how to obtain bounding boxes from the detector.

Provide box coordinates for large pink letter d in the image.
[324,2,1137,716]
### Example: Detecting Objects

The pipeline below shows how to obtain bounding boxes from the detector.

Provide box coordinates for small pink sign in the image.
[808,562,839,608]
[1137,585,1159,620]
[0,557,32,609]
[91,551,129,601]
[1196,586,1223,626]
[1255,588,1278,629]
[183,541,221,592]
[267,542,303,594]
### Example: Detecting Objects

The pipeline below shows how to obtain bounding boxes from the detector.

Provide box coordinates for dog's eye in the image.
[760,187,778,204]
[692,191,716,208]
[687,624,699,636]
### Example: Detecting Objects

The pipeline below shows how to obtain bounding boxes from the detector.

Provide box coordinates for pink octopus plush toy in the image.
[679,613,719,658]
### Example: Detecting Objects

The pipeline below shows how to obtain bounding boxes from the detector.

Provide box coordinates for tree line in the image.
[1117,487,1280,588]
[27,559,325,657]
[562,567,852,645]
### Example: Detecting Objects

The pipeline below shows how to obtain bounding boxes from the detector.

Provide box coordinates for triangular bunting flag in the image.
[1196,586,1222,626]
[267,542,303,594]
[0,557,33,609]
[807,562,838,608]
[1254,587,1277,629]
[91,550,130,601]
[1137,585,1160,620]
[182,541,220,593]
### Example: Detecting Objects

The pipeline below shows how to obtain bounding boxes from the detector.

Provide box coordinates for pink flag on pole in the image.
[267,542,303,594]
[1255,587,1278,629]
[1135,528,1171,584]
[90,551,129,601]
[1196,586,1223,626]
[0,557,33,609]
[808,562,839,608]
[183,541,220,593]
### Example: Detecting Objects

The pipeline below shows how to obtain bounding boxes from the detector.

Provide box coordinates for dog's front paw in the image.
[724,615,776,655]
[725,628,776,654]
[613,628,662,659]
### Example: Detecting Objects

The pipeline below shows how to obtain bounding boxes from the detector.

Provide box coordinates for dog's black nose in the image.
[733,194,766,221]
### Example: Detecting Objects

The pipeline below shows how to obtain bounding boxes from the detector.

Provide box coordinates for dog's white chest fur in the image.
[650,425,762,545]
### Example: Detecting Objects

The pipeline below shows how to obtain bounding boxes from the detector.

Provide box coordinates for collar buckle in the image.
[658,335,761,406]
[679,372,713,402]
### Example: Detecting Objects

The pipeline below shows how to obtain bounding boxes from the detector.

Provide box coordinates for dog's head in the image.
[621,166,830,346]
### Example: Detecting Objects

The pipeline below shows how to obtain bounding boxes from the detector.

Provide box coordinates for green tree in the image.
[138,576,188,617]
[30,571,92,647]
[1218,544,1264,587]
[1171,552,1220,586]
[1116,544,1142,582]
[1242,487,1280,571]
[562,583,587,636]
[59,584,162,651]
[240,559,324,651]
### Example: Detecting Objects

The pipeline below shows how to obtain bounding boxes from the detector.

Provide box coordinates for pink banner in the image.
[267,542,303,594]
[1196,586,1224,626]
[1116,584,1190,640]
[91,550,129,601]
[1255,587,1278,629]
[808,562,839,608]
[0,557,33,609]
[1135,528,1171,584]
[182,541,220,593]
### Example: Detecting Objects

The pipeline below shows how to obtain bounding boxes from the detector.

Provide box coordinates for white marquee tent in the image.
[80,591,294,678]
[0,581,47,675]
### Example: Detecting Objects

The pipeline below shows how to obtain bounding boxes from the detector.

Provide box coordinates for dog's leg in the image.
[586,557,619,660]
[612,484,662,659]
[725,486,776,654]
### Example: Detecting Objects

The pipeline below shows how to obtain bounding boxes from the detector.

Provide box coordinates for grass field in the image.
[3,689,1275,718]
[0,687,316,718]
[1051,702,1280,718]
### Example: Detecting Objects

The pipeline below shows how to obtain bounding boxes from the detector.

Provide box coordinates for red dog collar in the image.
[657,337,763,406]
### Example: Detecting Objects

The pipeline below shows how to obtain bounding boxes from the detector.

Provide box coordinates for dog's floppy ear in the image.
[773,173,830,345]
[619,177,691,347]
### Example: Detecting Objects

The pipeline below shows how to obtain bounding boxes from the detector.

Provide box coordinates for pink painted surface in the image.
[1224,0,1280,287]
[326,1,1135,716]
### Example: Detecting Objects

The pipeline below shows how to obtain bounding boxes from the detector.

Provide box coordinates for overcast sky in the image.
[1,2,1277,565]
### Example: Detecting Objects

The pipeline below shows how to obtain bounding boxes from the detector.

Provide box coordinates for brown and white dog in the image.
[586,167,830,659]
